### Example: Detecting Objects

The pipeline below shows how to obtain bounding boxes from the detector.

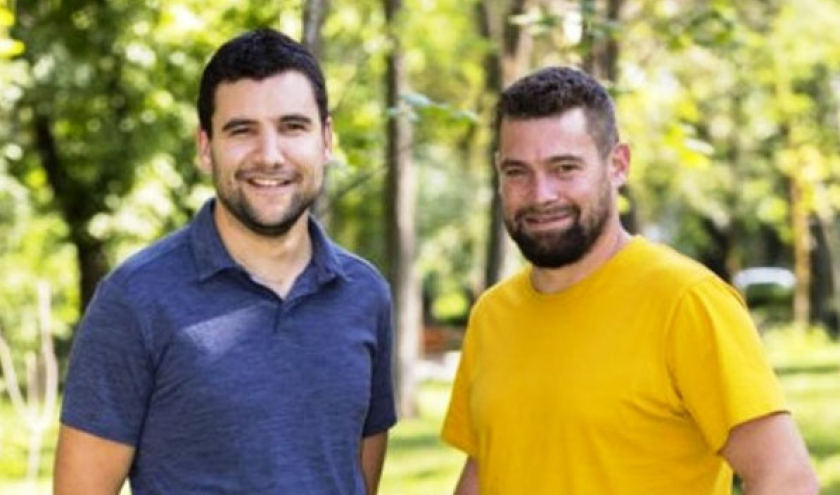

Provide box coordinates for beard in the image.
[505,179,612,269]
[212,162,321,238]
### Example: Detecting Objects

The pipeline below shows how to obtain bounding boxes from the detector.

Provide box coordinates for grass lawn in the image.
[379,380,464,495]
[0,400,58,495]
[764,328,840,494]
[1,327,838,494]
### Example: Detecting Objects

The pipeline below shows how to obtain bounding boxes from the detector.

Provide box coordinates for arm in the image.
[54,424,135,495]
[721,412,818,495]
[360,431,388,495]
[453,457,479,495]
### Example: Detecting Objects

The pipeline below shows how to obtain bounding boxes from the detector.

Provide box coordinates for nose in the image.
[254,130,285,168]
[533,172,559,204]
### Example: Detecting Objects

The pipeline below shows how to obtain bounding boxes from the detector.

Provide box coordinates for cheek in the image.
[212,143,249,170]
[500,187,530,218]
[285,139,327,163]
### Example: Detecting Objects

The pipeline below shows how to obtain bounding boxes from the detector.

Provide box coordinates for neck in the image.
[530,217,630,294]
[213,203,313,298]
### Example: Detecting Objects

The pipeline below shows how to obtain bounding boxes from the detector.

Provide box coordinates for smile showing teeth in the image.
[248,178,291,187]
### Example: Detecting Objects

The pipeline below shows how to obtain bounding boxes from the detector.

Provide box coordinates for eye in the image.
[227,126,254,136]
[551,163,578,175]
[501,167,532,184]
[280,120,310,133]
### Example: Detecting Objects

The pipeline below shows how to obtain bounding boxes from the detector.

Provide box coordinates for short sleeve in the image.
[362,287,397,436]
[60,279,154,446]
[667,276,787,452]
[441,313,478,457]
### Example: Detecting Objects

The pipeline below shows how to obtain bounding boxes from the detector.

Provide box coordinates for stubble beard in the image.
[212,162,321,238]
[505,177,613,269]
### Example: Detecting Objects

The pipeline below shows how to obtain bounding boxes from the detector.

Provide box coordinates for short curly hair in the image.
[197,28,328,137]
[496,67,618,157]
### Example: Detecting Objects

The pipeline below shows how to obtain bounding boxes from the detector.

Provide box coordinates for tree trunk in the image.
[479,0,531,290]
[302,0,332,226]
[603,0,622,82]
[384,0,421,418]
[581,0,621,79]
[580,0,638,234]
[34,113,108,311]
[302,0,329,60]
[699,217,732,282]
[580,0,600,75]
[813,216,840,335]
[477,0,506,288]
[790,175,811,329]
[73,234,110,313]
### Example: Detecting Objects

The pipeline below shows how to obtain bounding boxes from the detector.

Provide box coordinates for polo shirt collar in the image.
[190,199,346,284]
[307,213,348,285]
[191,200,238,281]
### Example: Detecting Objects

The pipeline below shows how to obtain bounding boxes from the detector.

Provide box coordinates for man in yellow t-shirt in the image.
[441,67,818,495]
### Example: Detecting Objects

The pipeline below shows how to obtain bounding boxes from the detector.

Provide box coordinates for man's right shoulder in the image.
[101,225,194,295]
[469,268,529,316]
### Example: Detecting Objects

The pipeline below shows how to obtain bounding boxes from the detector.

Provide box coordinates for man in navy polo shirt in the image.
[54,28,396,495]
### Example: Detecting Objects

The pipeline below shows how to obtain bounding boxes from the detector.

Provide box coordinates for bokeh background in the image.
[1,0,839,493]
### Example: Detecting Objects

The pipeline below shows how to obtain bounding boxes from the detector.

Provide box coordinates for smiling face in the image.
[198,70,332,238]
[497,108,627,268]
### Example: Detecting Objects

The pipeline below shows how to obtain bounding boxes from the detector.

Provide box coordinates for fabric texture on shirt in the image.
[61,199,396,495]
[441,236,786,495]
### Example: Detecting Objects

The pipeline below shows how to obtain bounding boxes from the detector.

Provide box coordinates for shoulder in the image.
[469,268,529,317]
[99,226,194,299]
[332,243,391,303]
[626,237,734,299]
[76,228,193,355]
[627,240,751,332]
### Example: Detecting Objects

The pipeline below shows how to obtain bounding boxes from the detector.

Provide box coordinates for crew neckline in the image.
[520,235,646,301]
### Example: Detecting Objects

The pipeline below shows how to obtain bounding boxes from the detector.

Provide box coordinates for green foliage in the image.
[323,0,490,310]
[0,0,839,461]
[618,0,840,274]
[2,0,839,491]
[0,1,23,57]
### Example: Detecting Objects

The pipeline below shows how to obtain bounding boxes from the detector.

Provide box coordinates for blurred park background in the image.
[1,0,839,493]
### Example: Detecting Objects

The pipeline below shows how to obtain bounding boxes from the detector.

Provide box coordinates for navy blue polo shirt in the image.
[61,200,396,495]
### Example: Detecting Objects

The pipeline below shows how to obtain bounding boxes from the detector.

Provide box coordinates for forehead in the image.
[212,70,320,124]
[498,108,598,160]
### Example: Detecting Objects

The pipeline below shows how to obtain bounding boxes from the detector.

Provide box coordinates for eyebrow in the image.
[279,114,314,126]
[499,153,584,168]
[498,157,528,168]
[546,154,584,164]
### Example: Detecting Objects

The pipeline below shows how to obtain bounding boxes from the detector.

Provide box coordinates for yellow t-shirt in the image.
[441,236,786,495]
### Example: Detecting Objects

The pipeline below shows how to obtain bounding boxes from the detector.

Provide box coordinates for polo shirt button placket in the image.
[274,300,288,333]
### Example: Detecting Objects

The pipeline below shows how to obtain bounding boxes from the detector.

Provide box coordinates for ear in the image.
[608,143,630,188]
[196,129,212,174]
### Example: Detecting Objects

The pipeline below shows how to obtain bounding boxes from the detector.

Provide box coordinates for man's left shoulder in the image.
[332,244,390,297]
[628,238,742,303]
[637,240,718,283]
